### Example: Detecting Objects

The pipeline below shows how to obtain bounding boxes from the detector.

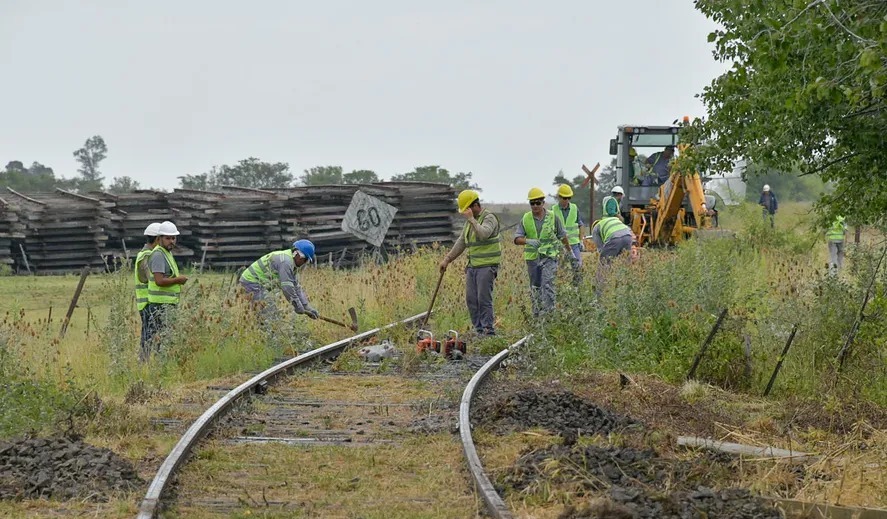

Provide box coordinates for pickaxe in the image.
[318,307,359,332]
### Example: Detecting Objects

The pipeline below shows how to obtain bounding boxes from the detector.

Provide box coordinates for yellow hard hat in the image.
[527,187,546,201]
[629,147,637,157]
[457,189,479,212]
[557,184,574,198]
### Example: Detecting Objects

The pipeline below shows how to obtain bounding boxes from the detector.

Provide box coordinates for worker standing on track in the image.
[136,222,160,362]
[439,190,502,336]
[239,240,319,321]
[602,186,624,220]
[514,187,575,317]
[826,215,847,274]
[145,221,189,356]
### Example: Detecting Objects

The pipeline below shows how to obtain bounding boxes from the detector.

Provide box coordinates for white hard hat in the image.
[763,184,770,192]
[611,186,624,195]
[157,221,180,236]
[143,222,161,236]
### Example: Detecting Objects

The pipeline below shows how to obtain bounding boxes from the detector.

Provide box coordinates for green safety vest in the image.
[147,247,181,305]
[602,196,620,218]
[241,250,292,286]
[463,210,502,267]
[826,217,846,242]
[133,247,153,311]
[553,203,581,245]
[522,211,560,260]
[597,216,629,243]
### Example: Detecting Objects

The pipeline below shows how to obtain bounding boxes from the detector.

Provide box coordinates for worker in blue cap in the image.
[239,239,319,319]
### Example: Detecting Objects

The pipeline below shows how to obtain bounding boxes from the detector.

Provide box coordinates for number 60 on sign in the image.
[341,190,398,247]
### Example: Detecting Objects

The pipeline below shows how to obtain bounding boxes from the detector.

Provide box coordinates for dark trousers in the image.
[466,266,497,335]
[139,308,150,362]
[142,303,169,360]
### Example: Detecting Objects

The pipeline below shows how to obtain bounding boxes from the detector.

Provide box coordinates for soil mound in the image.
[504,443,781,519]
[474,389,636,436]
[0,436,143,501]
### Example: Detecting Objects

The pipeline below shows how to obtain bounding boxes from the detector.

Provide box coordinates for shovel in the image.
[318,307,359,332]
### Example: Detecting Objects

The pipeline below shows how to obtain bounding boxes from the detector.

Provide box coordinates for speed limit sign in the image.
[341,190,398,247]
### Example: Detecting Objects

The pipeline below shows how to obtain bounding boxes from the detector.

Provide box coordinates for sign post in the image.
[341,191,398,248]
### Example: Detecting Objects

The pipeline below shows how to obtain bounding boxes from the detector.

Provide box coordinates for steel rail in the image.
[459,335,530,519]
[136,311,428,519]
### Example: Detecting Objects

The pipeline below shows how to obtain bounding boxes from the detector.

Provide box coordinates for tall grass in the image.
[1,205,885,437]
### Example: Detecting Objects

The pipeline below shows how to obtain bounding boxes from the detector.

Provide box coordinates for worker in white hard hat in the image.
[136,222,161,361]
[440,189,502,336]
[602,186,625,221]
[144,221,189,356]
[758,184,778,228]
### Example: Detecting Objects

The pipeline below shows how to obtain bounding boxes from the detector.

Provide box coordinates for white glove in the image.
[525,239,541,248]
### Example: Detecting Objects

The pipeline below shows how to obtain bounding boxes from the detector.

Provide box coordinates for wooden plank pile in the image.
[5,188,112,274]
[277,182,458,268]
[167,187,286,269]
[3,182,459,273]
[95,190,194,261]
[0,196,26,271]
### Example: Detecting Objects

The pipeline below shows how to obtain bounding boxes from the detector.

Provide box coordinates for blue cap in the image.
[292,239,315,262]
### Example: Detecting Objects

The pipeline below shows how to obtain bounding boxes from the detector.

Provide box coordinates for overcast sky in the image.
[1,1,727,202]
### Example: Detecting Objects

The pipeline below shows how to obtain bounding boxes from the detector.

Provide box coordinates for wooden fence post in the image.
[59,266,90,339]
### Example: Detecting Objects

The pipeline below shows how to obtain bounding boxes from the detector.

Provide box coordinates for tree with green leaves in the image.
[0,161,76,192]
[390,165,480,191]
[178,158,293,190]
[343,169,379,184]
[301,166,343,186]
[73,135,107,193]
[108,176,142,194]
[685,0,887,224]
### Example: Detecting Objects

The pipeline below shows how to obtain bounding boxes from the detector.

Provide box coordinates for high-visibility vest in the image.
[133,247,153,311]
[463,210,502,267]
[826,217,846,242]
[147,247,181,305]
[553,203,580,245]
[522,211,559,260]
[241,250,292,286]
[597,216,629,243]
[602,196,620,218]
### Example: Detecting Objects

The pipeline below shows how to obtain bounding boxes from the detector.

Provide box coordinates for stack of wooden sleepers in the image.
[5,188,112,274]
[95,190,194,262]
[0,196,25,271]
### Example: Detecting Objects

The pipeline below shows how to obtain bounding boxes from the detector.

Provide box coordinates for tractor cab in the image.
[608,124,682,214]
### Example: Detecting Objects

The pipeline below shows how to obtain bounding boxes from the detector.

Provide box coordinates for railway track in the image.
[136,312,530,518]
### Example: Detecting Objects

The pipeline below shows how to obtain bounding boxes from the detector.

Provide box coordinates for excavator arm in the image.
[649,147,710,244]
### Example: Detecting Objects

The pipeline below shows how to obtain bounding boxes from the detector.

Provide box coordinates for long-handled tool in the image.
[419,270,445,328]
[318,306,359,331]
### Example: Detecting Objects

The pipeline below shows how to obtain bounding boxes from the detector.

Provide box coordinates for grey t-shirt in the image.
[149,249,173,277]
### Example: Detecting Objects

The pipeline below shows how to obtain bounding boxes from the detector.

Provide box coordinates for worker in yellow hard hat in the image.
[552,184,585,280]
[514,187,575,317]
[439,189,502,336]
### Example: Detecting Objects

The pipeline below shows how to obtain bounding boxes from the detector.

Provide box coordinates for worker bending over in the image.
[514,187,575,317]
[591,216,634,263]
[440,190,501,336]
[240,240,319,320]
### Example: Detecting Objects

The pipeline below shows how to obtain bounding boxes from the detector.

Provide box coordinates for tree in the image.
[108,176,142,194]
[685,1,887,224]
[73,135,107,193]
[300,166,343,186]
[390,165,480,191]
[0,161,76,191]
[343,169,379,184]
[178,158,293,190]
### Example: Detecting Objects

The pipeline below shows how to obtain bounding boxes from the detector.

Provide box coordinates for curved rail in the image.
[459,335,530,519]
[137,311,428,519]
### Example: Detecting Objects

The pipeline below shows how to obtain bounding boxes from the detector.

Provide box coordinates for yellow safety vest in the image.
[147,247,181,305]
[133,247,153,311]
